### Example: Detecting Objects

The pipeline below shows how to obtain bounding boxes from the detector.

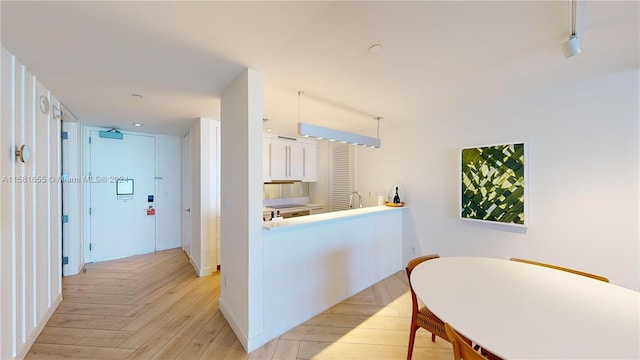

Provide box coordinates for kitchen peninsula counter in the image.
[253,204,404,349]
[263,205,405,230]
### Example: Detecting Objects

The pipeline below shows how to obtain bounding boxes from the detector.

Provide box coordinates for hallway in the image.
[26,249,452,359]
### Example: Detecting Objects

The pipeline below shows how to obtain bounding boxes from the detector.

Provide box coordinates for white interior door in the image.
[181,131,192,258]
[89,130,156,262]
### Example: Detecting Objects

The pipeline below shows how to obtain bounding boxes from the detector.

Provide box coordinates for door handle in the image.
[184,208,191,212]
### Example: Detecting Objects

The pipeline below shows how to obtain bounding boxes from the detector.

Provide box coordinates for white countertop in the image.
[263,205,406,230]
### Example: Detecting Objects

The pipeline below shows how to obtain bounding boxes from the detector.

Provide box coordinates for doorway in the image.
[88,130,156,262]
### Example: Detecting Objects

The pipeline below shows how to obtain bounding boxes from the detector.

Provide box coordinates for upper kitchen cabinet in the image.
[264,134,317,182]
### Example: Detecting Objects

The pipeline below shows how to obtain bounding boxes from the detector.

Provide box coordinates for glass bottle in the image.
[393,186,401,204]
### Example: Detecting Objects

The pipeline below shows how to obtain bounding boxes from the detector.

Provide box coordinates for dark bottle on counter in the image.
[270,211,274,220]
[393,187,401,204]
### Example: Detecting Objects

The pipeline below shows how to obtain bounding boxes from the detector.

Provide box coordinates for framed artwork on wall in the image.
[460,142,528,227]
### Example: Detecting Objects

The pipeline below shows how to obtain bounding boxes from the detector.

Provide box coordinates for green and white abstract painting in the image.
[460,142,527,227]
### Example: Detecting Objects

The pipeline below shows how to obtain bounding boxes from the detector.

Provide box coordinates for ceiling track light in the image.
[562,0,581,58]
[296,91,381,148]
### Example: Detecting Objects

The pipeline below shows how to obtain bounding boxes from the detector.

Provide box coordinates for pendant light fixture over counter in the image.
[298,122,381,148]
[296,91,382,148]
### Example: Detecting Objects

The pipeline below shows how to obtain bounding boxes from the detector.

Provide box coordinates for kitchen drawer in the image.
[282,210,310,218]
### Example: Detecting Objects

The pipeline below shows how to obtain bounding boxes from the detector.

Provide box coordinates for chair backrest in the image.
[406,254,440,312]
[510,258,609,282]
[406,254,440,276]
[407,254,440,293]
[444,323,486,360]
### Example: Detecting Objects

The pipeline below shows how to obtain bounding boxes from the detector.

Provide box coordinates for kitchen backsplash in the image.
[264,182,309,200]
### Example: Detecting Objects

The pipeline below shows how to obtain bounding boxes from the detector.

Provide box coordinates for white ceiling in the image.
[2,1,637,136]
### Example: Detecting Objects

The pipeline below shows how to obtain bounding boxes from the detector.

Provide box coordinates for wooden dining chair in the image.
[406,254,447,360]
[444,323,486,360]
[510,258,609,282]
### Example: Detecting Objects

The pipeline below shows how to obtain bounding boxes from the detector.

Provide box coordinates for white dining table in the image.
[410,256,640,360]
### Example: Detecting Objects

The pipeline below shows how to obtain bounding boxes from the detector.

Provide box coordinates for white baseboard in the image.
[198,266,213,277]
[16,293,63,360]
[189,257,201,276]
[219,298,249,352]
[188,256,213,277]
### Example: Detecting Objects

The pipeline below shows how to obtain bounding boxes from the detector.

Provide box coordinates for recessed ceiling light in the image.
[368,44,383,54]
[266,128,273,132]
[133,123,142,127]
[131,94,143,98]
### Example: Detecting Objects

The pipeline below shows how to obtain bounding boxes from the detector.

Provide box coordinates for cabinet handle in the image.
[303,147,306,177]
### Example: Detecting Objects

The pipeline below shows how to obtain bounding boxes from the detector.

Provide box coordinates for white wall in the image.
[156,134,182,251]
[185,118,220,276]
[1,46,63,360]
[219,68,264,351]
[357,66,640,288]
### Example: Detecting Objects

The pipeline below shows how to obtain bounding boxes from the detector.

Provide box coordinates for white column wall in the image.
[1,46,63,360]
[219,68,264,351]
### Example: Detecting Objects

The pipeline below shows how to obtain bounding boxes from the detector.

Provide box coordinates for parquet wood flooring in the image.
[26,248,453,360]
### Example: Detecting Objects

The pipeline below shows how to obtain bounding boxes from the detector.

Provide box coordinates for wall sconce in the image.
[298,122,381,148]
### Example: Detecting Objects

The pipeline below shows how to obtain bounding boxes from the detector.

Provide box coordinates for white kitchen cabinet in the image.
[264,134,317,182]
[271,137,290,180]
[301,141,317,182]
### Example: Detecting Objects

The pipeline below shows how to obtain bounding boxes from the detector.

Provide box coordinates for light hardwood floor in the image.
[26,249,453,360]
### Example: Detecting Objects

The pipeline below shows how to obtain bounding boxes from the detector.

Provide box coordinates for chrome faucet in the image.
[349,191,363,208]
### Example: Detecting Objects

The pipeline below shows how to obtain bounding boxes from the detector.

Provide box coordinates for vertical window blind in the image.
[329,143,354,211]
